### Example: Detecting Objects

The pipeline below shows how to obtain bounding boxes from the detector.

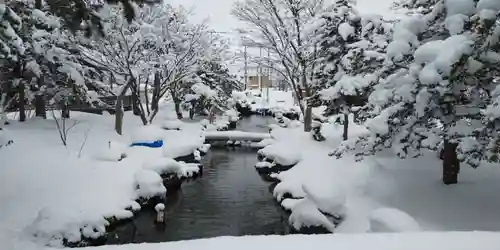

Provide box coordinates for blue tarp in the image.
[130,140,163,148]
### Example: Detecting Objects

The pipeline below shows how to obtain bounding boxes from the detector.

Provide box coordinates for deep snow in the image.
[0,109,207,248]
[2,91,500,250]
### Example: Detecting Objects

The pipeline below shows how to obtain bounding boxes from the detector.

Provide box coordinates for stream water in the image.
[105,116,289,244]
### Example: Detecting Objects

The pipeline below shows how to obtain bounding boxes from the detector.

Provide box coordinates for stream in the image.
[105,116,289,244]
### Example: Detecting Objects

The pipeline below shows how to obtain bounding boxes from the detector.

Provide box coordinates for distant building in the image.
[247,75,272,90]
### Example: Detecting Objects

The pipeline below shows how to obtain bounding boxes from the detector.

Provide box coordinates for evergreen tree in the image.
[336,0,500,184]
[314,0,391,140]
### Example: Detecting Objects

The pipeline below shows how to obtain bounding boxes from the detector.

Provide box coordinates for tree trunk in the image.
[62,105,70,119]
[174,101,183,119]
[18,83,26,122]
[131,86,141,116]
[442,140,460,185]
[115,95,125,135]
[34,94,46,118]
[304,105,312,132]
[115,82,131,135]
[343,113,349,141]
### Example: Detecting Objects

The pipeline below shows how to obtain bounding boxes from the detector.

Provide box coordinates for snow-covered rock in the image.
[258,143,302,166]
[134,169,166,198]
[255,161,275,169]
[289,198,336,232]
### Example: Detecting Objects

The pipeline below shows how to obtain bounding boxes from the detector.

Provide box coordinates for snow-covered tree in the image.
[232,0,333,131]
[80,4,164,130]
[337,0,500,185]
[42,0,161,35]
[314,0,391,140]
[0,1,104,122]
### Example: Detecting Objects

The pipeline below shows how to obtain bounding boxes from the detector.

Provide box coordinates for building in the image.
[247,75,272,90]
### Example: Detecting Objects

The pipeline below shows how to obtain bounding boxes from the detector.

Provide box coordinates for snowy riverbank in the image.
[257,115,500,233]
[0,111,208,248]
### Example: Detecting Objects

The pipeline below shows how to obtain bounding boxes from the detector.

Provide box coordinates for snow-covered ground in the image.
[258,115,500,233]
[92,232,500,250]
[0,107,207,248]
[233,89,301,114]
[2,99,500,250]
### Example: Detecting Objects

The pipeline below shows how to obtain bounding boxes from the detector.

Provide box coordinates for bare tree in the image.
[51,110,79,146]
[233,0,329,131]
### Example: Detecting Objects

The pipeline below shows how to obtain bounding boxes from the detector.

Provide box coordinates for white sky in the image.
[167,0,397,75]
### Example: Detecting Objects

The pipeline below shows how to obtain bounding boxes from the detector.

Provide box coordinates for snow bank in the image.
[162,119,184,130]
[134,169,166,198]
[130,124,165,143]
[255,161,275,169]
[0,111,209,248]
[143,157,200,178]
[162,129,205,159]
[369,207,421,232]
[289,198,336,232]
[258,143,302,166]
[48,232,500,250]
[262,124,375,232]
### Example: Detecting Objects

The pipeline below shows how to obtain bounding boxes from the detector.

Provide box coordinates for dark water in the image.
[106,116,288,244]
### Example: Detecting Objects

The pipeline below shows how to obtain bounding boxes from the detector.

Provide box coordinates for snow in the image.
[288,198,336,232]
[444,0,476,17]
[130,124,165,143]
[258,142,302,166]
[162,119,184,130]
[234,90,299,116]
[281,198,304,211]
[0,107,209,248]
[134,169,166,198]
[154,203,165,212]
[477,0,500,11]
[338,22,355,40]
[320,74,375,100]
[191,82,216,98]
[162,129,205,158]
[369,207,421,232]
[445,14,468,35]
[255,161,275,169]
[143,157,200,178]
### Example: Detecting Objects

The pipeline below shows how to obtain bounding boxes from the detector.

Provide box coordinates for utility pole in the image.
[244,45,248,90]
[258,46,262,93]
[267,48,270,103]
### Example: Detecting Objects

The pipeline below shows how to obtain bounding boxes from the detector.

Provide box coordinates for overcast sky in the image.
[167,0,397,75]
[168,0,396,33]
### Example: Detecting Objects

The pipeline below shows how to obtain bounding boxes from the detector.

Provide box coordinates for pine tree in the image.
[337,0,500,184]
[314,0,391,140]
[42,0,161,36]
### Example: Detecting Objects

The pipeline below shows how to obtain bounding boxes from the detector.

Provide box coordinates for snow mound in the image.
[199,143,211,153]
[255,161,275,169]
[274,181,306,201]
[369,207,421,233]
[162,130,204,158]
[162,119,184,130]
[289,198,336,232]
[93,141,128,161]
[281,198,304,211]
[134,169,166,198]
[130,125,165,143]
[303,182,346,216]
[258,143,302,166]
[155,203,165,212]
